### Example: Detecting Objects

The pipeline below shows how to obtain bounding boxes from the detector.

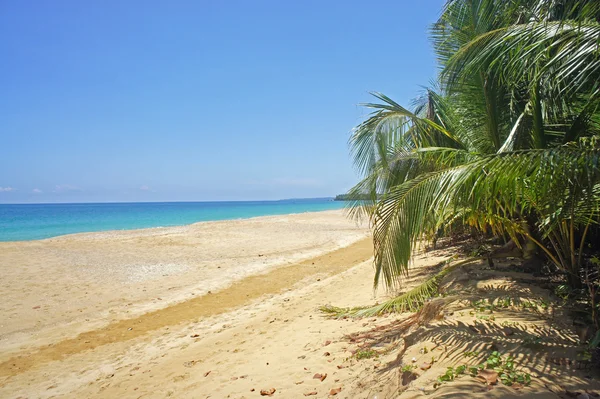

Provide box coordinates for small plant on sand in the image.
[519,298,552,311]
[520,300,538,310]
[522,335,544,350]
[463,350,479,358]
[577,349,593,362]
[434,351,531,389]
[499,360,532,386]
[554,284,572,300]
[470,352,532,386]
[472,297,519,313]
[355,349,378,360]
[537,298,550,310]
[401,364,417,373]
[482,351,503,369]
[434,365,467,387]
[501,320,520,327]
[472,299,496,312]
[476,314,496,322]
[496,297,515,308]
[467,244,487,258]
[401,364,419,386]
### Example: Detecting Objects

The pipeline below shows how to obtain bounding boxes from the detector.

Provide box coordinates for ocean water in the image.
[0,198,346,242]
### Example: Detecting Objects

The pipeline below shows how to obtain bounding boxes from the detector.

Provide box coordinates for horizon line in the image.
[0,197,337,206]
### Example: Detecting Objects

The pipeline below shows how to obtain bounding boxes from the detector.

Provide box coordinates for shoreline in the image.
[1,207,349,244]
[45,209,350,243]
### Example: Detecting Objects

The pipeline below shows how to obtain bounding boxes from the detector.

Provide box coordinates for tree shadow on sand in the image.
[329,263,598,397]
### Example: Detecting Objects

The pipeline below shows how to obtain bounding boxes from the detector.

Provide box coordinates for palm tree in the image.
[348,0,600,293]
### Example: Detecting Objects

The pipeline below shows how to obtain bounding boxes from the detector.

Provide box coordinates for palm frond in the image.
[371,144,600,287]
[346,0,600,294]
[444,20,600,97]
[320,257,480,318]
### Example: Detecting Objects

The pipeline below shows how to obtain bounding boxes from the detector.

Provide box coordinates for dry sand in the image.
[0,210,368,356]
[0,210,598,398]
[0,210,373,397]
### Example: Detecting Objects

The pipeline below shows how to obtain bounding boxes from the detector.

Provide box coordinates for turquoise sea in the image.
[0,198,346,242]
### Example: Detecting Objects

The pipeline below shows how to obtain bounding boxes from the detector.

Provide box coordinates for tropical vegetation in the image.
[345,0,600,330]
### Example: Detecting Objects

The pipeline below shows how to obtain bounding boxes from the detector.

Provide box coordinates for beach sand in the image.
[0,210,374,396]
[1,210,596,398]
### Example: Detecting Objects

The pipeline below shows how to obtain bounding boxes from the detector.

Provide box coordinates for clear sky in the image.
[1,0,444,203]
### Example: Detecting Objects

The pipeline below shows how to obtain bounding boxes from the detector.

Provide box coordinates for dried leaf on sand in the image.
[476,369,498,385]
[260,388,276,396]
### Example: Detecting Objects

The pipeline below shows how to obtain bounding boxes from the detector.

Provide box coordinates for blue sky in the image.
[1,0,444,203]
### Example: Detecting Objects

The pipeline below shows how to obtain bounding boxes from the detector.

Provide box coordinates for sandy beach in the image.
[1,210,598,398]
[4,0,599,397]
[0,210,375,397]
[0,210,368,354]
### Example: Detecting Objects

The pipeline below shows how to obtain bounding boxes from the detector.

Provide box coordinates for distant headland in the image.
[334,194,374,201]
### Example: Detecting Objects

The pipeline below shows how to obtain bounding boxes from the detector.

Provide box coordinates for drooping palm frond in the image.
[320,257,481,318]
[350,92,464,176]
[371,144,600,287]
[345,91,469,223]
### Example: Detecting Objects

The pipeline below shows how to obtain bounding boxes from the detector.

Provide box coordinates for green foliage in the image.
[401,364,417,373]
[365,144,600,288]
[436,351,531,388]
[522,335,544,350]
[471,297,515,312]
[318,304,363,318]
[476,352,531,386]
[354,349,378,360]
[578,350,593,362]
[520,299,550,311]
[345,0,600,292]
[589,330,600,349]
[468,245,488,257]
[520,301,537,310]
[474,296,551,313]
[484,351,503,369]
[471,299,495,312]
[436,365,466,384]
[320,257,471,318]
[496,297,515,308]
[554,284,572,300]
